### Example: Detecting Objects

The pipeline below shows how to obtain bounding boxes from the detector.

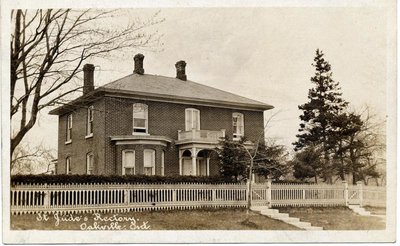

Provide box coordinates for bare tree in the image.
[11,143,56,175]
[10,9,164,158]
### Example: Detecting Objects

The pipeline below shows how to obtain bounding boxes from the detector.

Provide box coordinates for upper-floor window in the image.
[66,114,72,143]
[122,150,135,175]
[133,103,148,134]
[86,152,94,174]
[185,108,200,131]
[233,112,244,140]
[66,157,71,174]
[143,149,155,175]
[86,106,94,137]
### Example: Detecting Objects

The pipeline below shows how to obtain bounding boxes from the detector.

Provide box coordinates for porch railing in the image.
[10,181,386,215]
[177,129,225,142]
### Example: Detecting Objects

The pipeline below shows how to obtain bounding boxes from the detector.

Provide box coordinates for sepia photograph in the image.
[1,0,396,244]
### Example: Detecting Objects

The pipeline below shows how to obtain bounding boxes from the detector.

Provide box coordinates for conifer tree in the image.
[293,49,348,183]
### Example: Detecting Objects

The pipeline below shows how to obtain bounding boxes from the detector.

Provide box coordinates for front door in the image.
[182,158,193,175]
[197,158,207,176]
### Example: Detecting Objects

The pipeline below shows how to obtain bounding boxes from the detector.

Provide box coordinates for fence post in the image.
[42,183,50,209]
[172,189,177,202]
[266,178,272,208]
[357,181,363,207]
[343,181,349,206]
[124,189,129,205]
[212,189,216,204]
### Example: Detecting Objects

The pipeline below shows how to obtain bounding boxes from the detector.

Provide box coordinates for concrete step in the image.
[268,213,289,219]
[293,221,312,228]
[259,209,280,215]
[280,217,300,223]
[252,206,323,231]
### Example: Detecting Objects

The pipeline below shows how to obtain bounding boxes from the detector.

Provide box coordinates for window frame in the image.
[232,112,244,140]
[86,152,94,175]
[86,105,94,138]
[66,157,71,174]
[132,103,149,135]
[65,114,73,144]
[185,108,200,131]
[143,149,156,176]
[161,150,165,176]
[122,149,136,175]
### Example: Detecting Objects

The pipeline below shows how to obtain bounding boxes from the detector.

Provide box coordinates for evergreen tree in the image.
[253,140,290,180]
[291,145,323,183]
[216,137,249,182]
[293,49,348,183]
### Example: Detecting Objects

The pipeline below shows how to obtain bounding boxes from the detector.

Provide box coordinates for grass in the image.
[11,208,299,230]
[278,206,385,230]
[363,206,386,215]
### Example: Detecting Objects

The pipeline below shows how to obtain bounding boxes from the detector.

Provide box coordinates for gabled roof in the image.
[49,73,273,115]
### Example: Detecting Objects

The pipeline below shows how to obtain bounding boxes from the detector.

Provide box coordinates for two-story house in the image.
[49,54,273,176]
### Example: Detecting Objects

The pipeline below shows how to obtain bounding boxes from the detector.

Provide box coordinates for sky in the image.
[19,6,391,153]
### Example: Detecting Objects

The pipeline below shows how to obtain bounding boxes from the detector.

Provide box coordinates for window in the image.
[66,157,71,174]
[86,153,94,174]
[66,114,72,143]
[185,108,200,131]
[122,150,135,175]
[161,150,165,176]
[233,112,244,140]
[86,106,94,137]
[133,103,148,134]
[143,149,155,175]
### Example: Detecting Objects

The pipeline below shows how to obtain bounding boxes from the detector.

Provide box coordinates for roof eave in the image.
[99,87,274,111]
[48,90,104,115]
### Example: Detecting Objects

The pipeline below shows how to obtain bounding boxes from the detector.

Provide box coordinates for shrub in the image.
[11,174,238,185]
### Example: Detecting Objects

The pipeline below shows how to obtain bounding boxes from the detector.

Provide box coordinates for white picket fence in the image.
[10,181,386,215]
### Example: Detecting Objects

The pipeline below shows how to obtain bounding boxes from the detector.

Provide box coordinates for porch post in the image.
[206,157,210,176]
[179,150,183,175]
[191,147,197,176]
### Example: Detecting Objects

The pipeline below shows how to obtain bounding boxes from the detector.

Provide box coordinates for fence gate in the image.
[348,185,361,205]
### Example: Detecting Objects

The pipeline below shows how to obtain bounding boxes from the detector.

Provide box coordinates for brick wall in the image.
[57,95,265,176]
[56,98,105,174]
[104,96,265,176]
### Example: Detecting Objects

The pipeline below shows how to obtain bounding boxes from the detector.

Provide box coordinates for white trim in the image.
[66,157,71,174]
[65,140,72,145]
[161,150,165,176]
[86,153,94,174]
[143,149,156,176]
[85,133,93,139]
[86,105,94,137]
[232,112,244,140]
[114,140,168,146]
[122,149,135,175]
[66,114,72,142]
[132,103,148,134]
[102,90,273,112]
[185,108,200,131]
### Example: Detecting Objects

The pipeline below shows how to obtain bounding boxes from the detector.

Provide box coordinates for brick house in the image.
[49,54,273,176]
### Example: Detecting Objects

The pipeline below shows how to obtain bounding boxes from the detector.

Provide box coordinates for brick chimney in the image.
[83,64,95,95]
[134,53,145,75]
[175,60,187,81]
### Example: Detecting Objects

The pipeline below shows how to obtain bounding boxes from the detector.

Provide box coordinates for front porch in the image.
[176,129,225,176]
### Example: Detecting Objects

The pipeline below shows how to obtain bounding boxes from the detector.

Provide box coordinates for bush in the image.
[11,174,238,185]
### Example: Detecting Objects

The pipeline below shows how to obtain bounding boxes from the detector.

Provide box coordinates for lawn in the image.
[364,206,386,215]
[11,208,299,230]
[278,206,385,230]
